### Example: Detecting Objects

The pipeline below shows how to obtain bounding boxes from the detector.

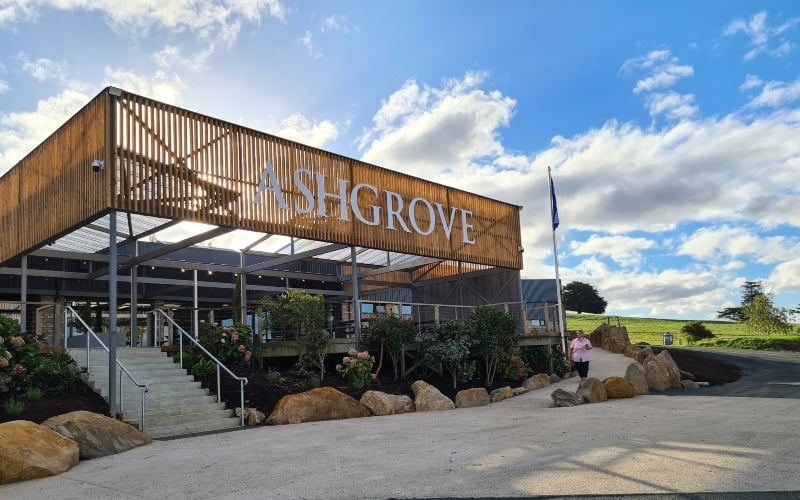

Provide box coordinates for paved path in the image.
[3,348,800,499]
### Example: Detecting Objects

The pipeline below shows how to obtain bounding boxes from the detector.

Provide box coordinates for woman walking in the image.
[569,330,593,380]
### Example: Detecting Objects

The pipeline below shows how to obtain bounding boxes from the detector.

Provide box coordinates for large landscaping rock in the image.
[624,362,650,395]
[521,373,551,391]
[266,387,371,425]
[0,420,79,484]
[577,378,607,403]
[654,350,682,388]
[551,389,584,407]
[411,380,455,411]
[42,410,151,459]
[643,355,670,391]
[360,390,415,415]
[454,387,490,408]
[603,376,635,399]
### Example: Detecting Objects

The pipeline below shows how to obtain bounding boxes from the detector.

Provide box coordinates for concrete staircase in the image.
[69,347,243,439]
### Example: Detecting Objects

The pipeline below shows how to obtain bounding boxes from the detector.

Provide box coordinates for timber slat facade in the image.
[1,87,523,271]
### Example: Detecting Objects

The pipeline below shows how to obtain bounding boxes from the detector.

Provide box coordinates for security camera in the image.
[91,160,105,172]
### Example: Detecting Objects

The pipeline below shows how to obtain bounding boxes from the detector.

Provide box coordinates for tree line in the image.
[562,279,797,335]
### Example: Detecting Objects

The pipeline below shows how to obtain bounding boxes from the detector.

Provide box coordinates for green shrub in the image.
[681,321,715,344]
[265,367,285,384]
[418,321,476,388]
[29,352,84,396]
[297,329,329,379]
[197,323,253,368]
[362,314,416,380]
[2,398,25,418]
[465,306,519,387]
[25,387,43,401]
[519,345,568,376]
[191,359,217,378]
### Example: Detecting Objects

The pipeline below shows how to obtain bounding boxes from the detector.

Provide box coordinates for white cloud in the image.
[678,225,800,265]
[746,77,800,108]
[645,92,698,119]
[359,72,515,179]
[570,234,656,268]
[270,114,339,148]
[299,30,321,58]
[153,45,214,72]
[0,80,8,94]
[723,11,800,61]
[0,89,91,174]
[740,74,763,91]
[103,67,187,105]
[621,50,694,94]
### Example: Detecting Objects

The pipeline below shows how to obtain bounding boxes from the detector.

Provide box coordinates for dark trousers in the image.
[574,360,590,379]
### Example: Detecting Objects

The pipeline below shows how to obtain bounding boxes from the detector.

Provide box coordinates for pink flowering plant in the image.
[335,349,375,389]
[197,322,253,368]
[0,316,38,396]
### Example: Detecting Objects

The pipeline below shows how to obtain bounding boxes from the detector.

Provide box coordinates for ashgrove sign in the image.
[253,161,477,244]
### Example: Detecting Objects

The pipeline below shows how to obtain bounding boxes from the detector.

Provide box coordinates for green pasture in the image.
[565,313,800,351]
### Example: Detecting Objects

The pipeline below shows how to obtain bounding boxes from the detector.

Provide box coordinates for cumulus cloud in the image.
[354,63,800,317]
[0,89,91,174]
[270,114,339,148]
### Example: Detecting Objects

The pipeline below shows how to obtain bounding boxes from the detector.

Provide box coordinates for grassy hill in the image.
[566,313,800,350]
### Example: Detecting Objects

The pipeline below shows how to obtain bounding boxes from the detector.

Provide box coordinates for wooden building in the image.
[0,87,527,344]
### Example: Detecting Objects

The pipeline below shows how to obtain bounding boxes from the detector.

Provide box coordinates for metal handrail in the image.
[153,309,248,426]
[64,305,149,431]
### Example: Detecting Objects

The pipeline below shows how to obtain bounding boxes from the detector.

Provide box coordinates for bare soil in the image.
[2,348,741,424]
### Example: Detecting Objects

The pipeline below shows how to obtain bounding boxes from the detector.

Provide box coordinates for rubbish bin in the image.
[662,332,673,345]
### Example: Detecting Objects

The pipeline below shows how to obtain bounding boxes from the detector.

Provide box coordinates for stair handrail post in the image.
[64,305,149,430]
[153,308,249,427]
[216,365,221,403]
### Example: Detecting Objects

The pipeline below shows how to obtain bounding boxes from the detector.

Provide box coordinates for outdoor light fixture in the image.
[91,160,105,172]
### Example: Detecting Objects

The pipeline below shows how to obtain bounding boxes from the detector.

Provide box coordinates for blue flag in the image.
[550,175,559,230]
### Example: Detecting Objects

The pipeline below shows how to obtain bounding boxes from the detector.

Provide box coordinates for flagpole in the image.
[548,166,566,352]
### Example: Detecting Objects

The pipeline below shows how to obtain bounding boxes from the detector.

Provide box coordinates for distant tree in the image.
[562,281,607,315]
[680,321,715,344]
[716,280,764,322]
[742,292,793,336]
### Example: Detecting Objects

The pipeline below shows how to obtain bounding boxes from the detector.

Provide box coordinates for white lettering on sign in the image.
[253,162,476,244]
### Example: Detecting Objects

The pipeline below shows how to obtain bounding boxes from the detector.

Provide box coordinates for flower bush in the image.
[0,316,40,397]
[197,322,253,368]
[335,349,375,389]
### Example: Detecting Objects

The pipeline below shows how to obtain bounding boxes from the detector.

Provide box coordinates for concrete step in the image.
[135,408,235,429]
[144,416,243,439]
[68,347,245,439]
[121,402,228,420]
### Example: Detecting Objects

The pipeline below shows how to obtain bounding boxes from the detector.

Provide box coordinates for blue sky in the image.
[1,1,800,320]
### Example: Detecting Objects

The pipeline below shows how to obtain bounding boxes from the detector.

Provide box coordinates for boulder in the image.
[360,391,415,415]
[266,387,371,425]
[411,380,455,411]
[454,387,491,408]
[522,373,551,391]
[643,355,670,391]
[680,370,696,381]
[0,420,79,484]
[634,346,654,363]
[603,376,635,399]
[235,407,266,426]
[489,386,515,403]
[548,374,562,384]
[681,380,701,389]
[41,411,151,459]
[512,386,530,396]
[591,324,630,353]
[624,362,650,395]
[551,389,584,407]
[654,350,682,388]
[577,378,607,404]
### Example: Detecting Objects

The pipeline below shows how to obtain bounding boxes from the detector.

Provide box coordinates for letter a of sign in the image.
[253,161,287,209]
